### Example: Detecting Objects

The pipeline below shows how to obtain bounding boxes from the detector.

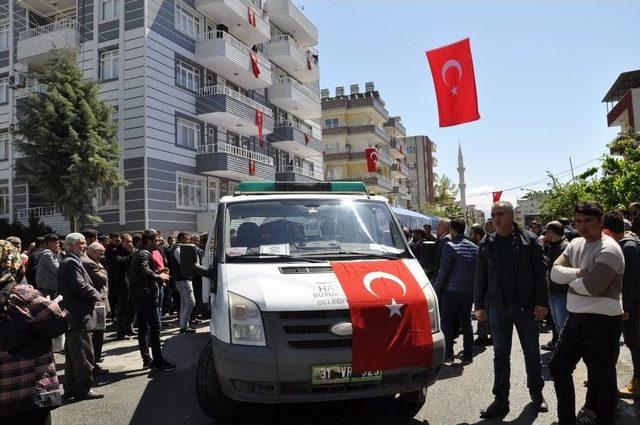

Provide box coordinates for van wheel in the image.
[196,339,242,422]
[399,387,427,406]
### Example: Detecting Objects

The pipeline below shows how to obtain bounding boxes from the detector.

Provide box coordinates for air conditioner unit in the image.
[9,72,26,89]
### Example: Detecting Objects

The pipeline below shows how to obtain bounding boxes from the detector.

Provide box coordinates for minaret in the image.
[458,143,467,212]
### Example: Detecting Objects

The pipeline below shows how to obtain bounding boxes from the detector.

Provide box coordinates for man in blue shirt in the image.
[435,218,478,365]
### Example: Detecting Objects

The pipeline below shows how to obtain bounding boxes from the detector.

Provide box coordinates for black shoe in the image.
[531,394,548,412]
[541,341,556,352]
[95,357,103,364]
[116,334,131,341]
[142,357,153,369]
[179,328,196,334]
[152,360,177,371]
[93,366,109,376]
[576,407,596,424]
[480,399,509,418]
[474,337,492,346]
[444,355,455,365]
[77,389,105,400]
[460,357,473,366]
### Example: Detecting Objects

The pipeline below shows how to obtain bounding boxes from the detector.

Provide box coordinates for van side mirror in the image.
[178,244,218,294]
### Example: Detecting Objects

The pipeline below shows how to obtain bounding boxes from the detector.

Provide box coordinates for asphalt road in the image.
[52,317,639,425]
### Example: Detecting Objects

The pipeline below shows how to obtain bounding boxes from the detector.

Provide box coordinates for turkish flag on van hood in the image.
[331,260,433,373]
[426,38,480,127]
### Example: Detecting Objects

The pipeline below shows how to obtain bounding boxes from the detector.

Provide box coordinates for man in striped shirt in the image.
[549,201,625,425]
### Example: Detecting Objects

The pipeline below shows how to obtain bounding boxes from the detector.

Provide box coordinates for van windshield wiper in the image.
[302,250,404,260]
[228,253,326,263]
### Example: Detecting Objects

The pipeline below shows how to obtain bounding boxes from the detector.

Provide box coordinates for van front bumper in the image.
[210,330,445,404]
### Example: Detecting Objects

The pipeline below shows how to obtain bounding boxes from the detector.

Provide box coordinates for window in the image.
[177,175,205,210]
[325,142,340,154]
[97,186,119,209]
[0,185,8,216]
[100,49,119,81]
[0,23,9,49]
[323,117,339,128]
[326,167,342,180]
[101,0,121,21]
[0,77,8,104]
[406,145,415,154]
[176,60,200,91]
[176,117,201,149]
[175,3,200,39]
[207,179,219,206]
[0,132,8,160]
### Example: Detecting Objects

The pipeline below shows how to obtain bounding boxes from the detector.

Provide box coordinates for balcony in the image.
[276,164,323,182]
[341,174,393,194]
[268,77,321,119]
[267,35,319,83]
[269,120,322,156]
[196,142,275,180]
[196,85,274,137]
[322,93,389,122]
[323,148,393,167]
[392,185,410,197]
[17,19,80,67]
[384,117,407,137]
[322,124,391,146]
[266,0,318,47]
[389,137,406,158]
[195,0,270,46]
[391,163,408,179]
[196,31,272,90]
[14,84,48,99]
[18,0,75,15]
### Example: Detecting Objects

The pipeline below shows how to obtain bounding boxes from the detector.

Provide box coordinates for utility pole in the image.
[569,156,576,182]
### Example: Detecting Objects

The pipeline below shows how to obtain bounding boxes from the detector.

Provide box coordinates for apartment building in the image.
[402,135,436,210]
[603,69,639,132]
[320,82,411,208]
[0,0,322,234]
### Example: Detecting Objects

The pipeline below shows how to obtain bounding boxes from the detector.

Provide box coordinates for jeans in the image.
[441,292,474,358]
[136,289,163,363]
[488,304,544,402]
[63,331,95,397]
[549,313,622,425]
[549,293,569,334]
[176,280,195,330]
[623,305,640,380]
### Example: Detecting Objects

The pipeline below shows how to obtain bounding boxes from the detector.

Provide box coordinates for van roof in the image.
[235,181,368,195]
[220,193,389,204]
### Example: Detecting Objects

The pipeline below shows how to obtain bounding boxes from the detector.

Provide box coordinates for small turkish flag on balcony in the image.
[426,38,480,127]
[250,51,260,78]
[365,147,378,173]
[492,191,503,203]
[249,159,256,176]
[248,8,256,27]
[255,110,264,147]
[304,132,310,144]
[307,57,312,71]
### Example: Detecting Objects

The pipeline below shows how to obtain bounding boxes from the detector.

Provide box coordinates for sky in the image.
[300,0,640,213]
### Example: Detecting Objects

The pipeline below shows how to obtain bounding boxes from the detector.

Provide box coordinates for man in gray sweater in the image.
[35,234,61,298]
[549,201,625,425]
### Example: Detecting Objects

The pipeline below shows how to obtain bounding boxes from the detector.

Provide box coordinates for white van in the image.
[187,181,445,421]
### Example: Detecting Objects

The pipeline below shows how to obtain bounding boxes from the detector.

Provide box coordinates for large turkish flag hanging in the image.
[426,38,480,127]
[331,260,433,373]
[365,147,378,173]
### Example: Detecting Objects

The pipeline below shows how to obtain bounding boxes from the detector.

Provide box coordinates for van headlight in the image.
[228,292,266,346]
[423,284,440,334]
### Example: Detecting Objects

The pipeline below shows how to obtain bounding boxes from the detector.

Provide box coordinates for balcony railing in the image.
[16,205,59,219]
[278,164,322,180]
[14,84,48,99]
[18,18,78,40]
[196,84,273,116]
[269,34,319,68]
[274,76,320,102]
[275,119,312,136]
[198,142,274,166]
[198,30,270,67]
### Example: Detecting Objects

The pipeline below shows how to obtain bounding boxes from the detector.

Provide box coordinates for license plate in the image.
[311,364,382,385]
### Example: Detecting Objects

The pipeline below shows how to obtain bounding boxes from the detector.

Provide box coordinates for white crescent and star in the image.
[441,59,463,96]
[362,271,406,317]
[368,151,378,161]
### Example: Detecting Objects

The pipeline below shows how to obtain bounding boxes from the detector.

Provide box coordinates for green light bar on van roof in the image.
[236,181,368,194]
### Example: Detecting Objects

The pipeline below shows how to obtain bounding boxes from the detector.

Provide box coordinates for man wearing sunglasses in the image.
[474,201,549,418]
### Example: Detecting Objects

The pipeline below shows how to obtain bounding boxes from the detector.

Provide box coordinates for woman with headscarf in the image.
[0,240,69,425]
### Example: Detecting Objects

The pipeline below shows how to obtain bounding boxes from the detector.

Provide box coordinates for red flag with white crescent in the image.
[331,260,433,373]
[250,51,260,78]
[248,8,256,27]
[249,159,256,175]
[365,147,378,172]
[492,191,503,203]
[255,110,264,147]
[426,38,480,127]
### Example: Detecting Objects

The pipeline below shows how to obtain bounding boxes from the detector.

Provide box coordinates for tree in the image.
[433,174,459,205]
[13,53,125,231]
[534,172,596,224]
[0,217,54,246]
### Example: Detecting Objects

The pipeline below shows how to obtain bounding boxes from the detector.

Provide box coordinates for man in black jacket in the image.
[474,201,549,418]
[105,233,134,340]
[57,233,104,400]
[130,229,174,371]
[541,221,569,352]
[603,212,640,398]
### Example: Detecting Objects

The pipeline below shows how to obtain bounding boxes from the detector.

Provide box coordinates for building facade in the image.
[603,70,640,133]
[516,194,543,228]
[402,135,436,210]
[0,0,322,234]
[320,83,411,208]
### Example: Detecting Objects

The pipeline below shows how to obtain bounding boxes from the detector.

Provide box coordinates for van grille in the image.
[278,310,352,350]
[279,266,334,274]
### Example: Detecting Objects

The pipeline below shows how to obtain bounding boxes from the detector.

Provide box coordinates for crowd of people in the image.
[404,200,640,424]
[0,228,208,425]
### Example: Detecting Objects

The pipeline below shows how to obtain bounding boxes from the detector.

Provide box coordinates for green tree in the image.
[13,53,125,231]
[433,174,459,205]
[535,171,597,224]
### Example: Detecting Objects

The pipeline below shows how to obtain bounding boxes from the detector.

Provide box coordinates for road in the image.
[53,316,639,425]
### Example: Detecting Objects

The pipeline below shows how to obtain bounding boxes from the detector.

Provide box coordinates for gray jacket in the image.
[57,254,100,332]
[35,249,60,291]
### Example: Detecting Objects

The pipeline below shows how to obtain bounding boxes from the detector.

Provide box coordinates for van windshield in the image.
[224,199,408,260]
